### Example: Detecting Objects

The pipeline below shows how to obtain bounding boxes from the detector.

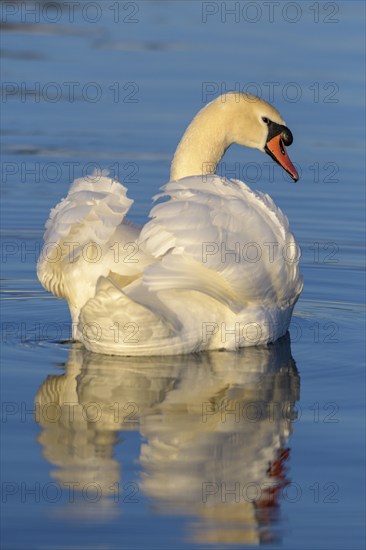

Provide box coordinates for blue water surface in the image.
[1,2,365,549]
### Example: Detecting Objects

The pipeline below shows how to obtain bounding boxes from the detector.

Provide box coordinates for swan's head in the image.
[221,93,299,182]
[170,92,299,182]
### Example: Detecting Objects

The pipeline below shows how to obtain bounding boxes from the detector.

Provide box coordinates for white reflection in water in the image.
[35,335,300,544]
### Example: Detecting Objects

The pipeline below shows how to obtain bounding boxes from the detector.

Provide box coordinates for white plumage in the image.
[38,93,303,355]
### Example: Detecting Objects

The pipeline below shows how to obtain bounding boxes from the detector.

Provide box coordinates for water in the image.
[1,1,365,548]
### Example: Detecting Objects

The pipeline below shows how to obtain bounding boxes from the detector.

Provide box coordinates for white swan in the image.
[37,93,303,356]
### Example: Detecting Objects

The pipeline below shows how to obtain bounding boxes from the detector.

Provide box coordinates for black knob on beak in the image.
[281,128,293,146]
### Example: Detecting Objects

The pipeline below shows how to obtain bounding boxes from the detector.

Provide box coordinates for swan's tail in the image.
[79,275,199,356]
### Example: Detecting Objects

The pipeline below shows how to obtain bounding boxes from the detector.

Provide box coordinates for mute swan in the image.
[37,93,303,355]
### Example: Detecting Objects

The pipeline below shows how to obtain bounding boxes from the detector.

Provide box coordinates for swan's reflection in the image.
[35,335,300,543]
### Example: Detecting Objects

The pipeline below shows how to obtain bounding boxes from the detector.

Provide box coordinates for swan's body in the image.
[38,93,303,356]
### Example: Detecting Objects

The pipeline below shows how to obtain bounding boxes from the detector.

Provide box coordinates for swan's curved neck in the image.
[170,101,231,181]
[169,94,284,181]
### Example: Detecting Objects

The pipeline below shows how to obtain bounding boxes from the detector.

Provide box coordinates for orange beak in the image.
[265,134,299,182]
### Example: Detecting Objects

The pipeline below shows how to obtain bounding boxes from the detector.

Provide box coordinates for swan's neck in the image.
[170,102,230,181]
[169,93,286,181]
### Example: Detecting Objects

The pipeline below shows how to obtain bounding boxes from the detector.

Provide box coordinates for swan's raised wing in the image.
[139,175,303,309]
[37,175,147,320]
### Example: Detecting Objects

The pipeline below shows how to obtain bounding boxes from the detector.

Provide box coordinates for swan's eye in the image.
[262,117,270,125]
